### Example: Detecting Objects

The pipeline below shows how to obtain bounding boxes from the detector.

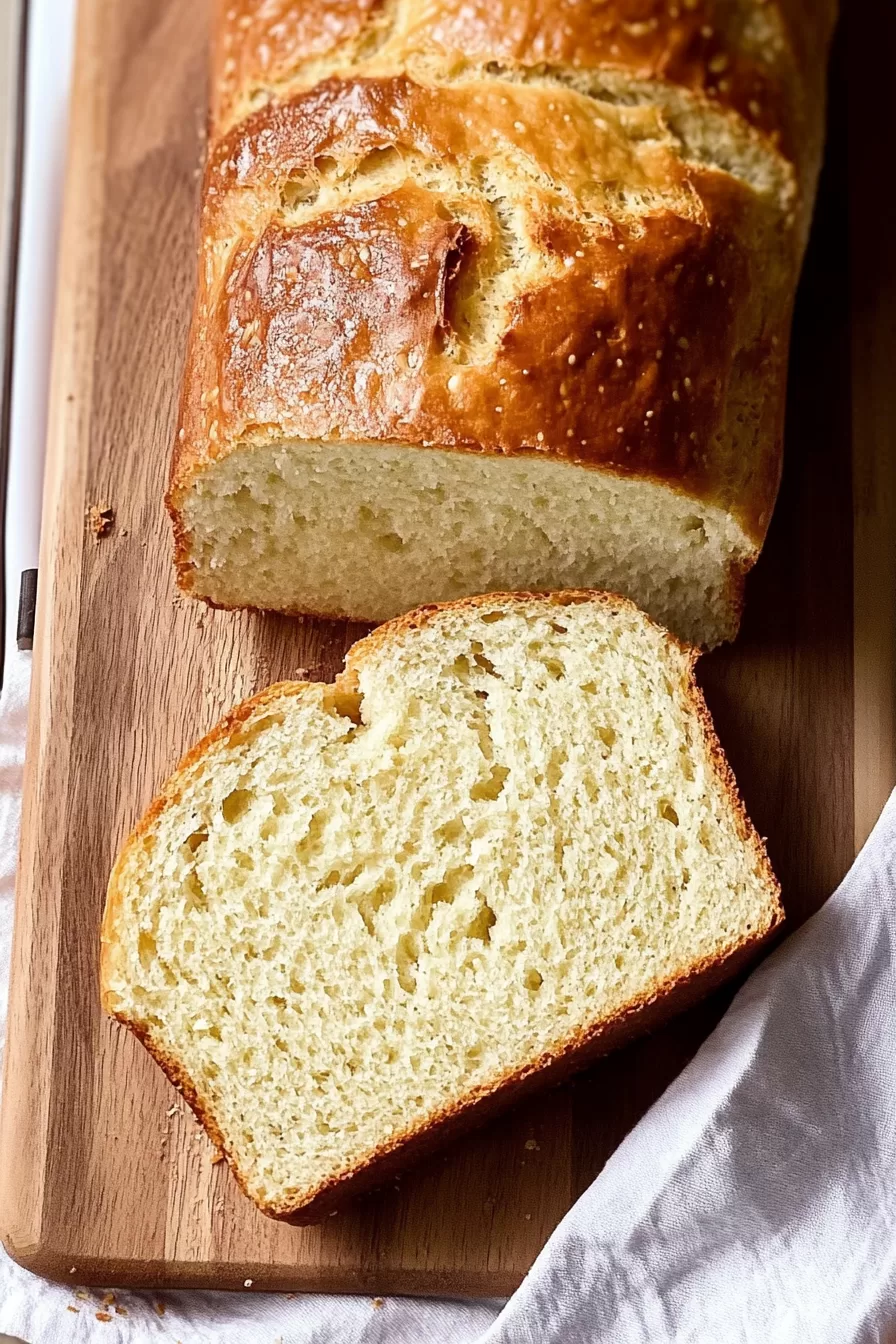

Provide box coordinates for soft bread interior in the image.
[103,595,779,1218]
[176,441,754,647]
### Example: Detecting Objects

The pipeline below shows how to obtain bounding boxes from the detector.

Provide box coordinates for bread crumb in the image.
[211,1147,225,1164]
[67,1305,80,1313]
[524,1138,538,1150]
[115,1305,129,1316]
[372,1297,385,1309]
[102,1291,115,1305]
[155,1302,166,1317]
[87,503,115,540]
[96,1311,113,1322]
[244,1278,253,1287]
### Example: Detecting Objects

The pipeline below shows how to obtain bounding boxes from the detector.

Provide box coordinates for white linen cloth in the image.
[3,640,896,1343]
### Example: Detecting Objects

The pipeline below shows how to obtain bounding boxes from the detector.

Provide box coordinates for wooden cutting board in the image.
[0,0,891,1298]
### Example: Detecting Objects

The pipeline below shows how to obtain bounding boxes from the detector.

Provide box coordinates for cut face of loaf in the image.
[177,440,754,649]
[167,2,836,647]
[102,592,782,1222]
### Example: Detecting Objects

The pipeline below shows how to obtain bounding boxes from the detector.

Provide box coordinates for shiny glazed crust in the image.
[210,0,835,169]
[102,590,782,1222]
[167,0,836,613]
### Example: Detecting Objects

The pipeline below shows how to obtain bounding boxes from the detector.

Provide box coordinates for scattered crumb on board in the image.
[372,1297,385,1310]
[87,502,115,539]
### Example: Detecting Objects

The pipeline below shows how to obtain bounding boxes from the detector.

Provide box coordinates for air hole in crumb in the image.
[598,726,617,749]
[297,810,327,854]
[138,931,156,968]
[660,801,680,825]
[437,818,465,843]
[355,875,396,936]
[473,716,494,760]
[222,789,254,824]
[683,514,707,543]
[280,177,320,209]
[396,931,420,992]
[524,968,543,991]
[322,686,363,724]
[185,829,207,853]
[546,748,566,790]
[470,641,500,677]
[581,681,598,695]
[184,871,207,910]
[480,610,506,623]
[473,651,500,676]
[378,532,404,552]
[428,866,472,906]
[467,899,496,943]
[470,763,509,802]
[350,145,403,182]
[549,621,568,634]
[541,657,566,680]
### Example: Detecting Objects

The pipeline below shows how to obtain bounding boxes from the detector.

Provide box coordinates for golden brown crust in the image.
[169,3,834,629]
[169,72,795,552]
[211,0,836,168]
[102,589,782,1221]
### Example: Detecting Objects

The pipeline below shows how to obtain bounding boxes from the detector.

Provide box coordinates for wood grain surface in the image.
[0,0,887,1298]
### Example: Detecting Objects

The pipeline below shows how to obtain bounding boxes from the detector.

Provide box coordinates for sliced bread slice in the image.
[101,592,781,1222]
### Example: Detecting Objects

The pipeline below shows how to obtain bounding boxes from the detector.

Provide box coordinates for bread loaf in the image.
[102,591,781,1221]
[167,1,836,648]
